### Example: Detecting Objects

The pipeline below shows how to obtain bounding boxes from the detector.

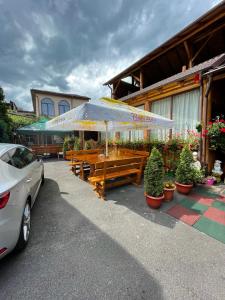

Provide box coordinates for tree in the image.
[144,147,164,197]
[0,87,11,142]
[175,146,195,185]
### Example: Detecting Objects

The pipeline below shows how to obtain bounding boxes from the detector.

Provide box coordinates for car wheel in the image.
[15,200,31,251]
[41,173,45,185]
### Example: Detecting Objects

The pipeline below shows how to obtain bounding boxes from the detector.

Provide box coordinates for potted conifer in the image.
[144,147,164,209]
[175,146,195,194]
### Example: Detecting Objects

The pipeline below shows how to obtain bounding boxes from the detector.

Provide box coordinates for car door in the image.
[19,147,43,203]
[8,147,39,202]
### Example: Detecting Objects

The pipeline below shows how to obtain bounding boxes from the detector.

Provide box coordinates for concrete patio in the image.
[0,159,225,300]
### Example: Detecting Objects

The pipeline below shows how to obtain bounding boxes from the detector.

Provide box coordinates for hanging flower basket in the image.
[205,117,225,153]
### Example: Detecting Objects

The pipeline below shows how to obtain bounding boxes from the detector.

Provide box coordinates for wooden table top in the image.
[73,153,141,165]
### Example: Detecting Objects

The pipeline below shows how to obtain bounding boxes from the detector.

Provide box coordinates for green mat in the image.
[179,198,208,214]
[193,216,225,244]
[212,201,225,212]
[193,188,218,198]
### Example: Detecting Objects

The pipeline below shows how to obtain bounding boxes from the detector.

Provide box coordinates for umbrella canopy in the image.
[46,97,173,131]
[17,117,70,135]
[46,98,174,156]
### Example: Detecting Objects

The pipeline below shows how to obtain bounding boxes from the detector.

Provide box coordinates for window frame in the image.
[41,98,55,117]
[58,100,70,115]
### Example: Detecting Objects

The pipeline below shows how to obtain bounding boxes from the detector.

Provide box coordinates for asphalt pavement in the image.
[0,160,225,300]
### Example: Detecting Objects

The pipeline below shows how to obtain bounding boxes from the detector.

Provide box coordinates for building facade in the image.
[31,89,89,118]
[26,89,90,146]
[104,2,225,171]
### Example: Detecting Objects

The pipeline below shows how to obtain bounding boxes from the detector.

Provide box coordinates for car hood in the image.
[0,160,22,194]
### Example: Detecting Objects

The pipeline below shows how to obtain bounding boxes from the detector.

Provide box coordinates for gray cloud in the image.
[0,0,221,110]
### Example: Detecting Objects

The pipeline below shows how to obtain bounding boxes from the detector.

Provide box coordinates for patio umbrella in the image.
[46,97,174,156]
[17,117,70,135]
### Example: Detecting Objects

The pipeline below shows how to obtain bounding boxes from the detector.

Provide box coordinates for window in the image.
[149,88,200,140]
[8,147,35,169]
[0,152,13,166]
[58,100,70,115]
[41,98,55,116]
[151,97,171,141]
[172,89,200,137]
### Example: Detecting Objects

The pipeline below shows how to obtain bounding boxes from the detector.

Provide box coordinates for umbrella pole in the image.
[105,121,109,157]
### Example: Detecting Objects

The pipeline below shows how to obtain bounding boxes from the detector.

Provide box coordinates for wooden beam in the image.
[107,11,225,84]
[194,21,225,43]
[132,74,140,82]
[112,80,120,98]
[192,34,213,63]
[184,40,193,68]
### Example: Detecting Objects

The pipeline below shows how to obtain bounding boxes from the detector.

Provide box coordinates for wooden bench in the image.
[88,157,144,199]
[65,149,103,161]
[119,148,149,168]
[66,149,103,176]
[31,145,63,159]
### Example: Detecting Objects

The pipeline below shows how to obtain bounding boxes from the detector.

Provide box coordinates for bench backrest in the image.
[31,145,62,154]
[65,149,103,160]
[119,148,149,157]
[94,157,144,178]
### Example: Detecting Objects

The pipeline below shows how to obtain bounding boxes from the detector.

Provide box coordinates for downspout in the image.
[202,74,212,164]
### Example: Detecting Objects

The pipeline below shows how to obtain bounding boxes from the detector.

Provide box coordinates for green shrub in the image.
[84,140,92,150]
[74,136,82,150]
[144,147,164,197]
[63,136,74,154]
[175,146,195,185]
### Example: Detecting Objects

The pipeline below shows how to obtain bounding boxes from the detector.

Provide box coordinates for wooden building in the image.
[104,1,225,170]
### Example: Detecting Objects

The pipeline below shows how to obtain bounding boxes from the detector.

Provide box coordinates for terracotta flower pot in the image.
[175,182,193,194]
[163,188,176,201]
[145,194,164,209]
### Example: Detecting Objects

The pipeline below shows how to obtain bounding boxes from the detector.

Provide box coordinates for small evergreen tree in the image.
[175,146,195,185]
[144,147,164,197]
[74,136,82,150]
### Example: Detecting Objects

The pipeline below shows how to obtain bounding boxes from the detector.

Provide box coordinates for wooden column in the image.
[144,101,151,140]
[140,70,144,89]
[112,81,120,99]
[115,132,120,141]
[184,41,193,69]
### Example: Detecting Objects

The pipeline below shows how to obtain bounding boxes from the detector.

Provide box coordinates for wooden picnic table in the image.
[72,153,142,180]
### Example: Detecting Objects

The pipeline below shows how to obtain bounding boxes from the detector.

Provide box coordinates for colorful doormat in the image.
[166,185,225,244]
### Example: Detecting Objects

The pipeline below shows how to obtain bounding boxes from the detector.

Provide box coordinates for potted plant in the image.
[175,146,195,194]
[206,116,225,153]
[163,181,176,201]
[144,147,164,209]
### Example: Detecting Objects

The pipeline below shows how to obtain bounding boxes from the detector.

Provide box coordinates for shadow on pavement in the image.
[106,183,177,229]
[0,178,164,300]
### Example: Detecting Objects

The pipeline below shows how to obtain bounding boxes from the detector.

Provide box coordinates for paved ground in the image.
[0,160,225,300]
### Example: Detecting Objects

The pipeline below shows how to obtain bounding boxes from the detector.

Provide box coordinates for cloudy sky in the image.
[0,0,222,111]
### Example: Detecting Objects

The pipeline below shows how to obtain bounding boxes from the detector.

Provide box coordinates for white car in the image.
[0,143,44,259]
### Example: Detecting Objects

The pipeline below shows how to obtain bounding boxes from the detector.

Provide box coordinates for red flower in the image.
[208,122,213,125]
[220,128,225,133]
[219,119,225,123]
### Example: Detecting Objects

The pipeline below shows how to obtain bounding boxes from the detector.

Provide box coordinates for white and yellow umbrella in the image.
[46,97,174,156]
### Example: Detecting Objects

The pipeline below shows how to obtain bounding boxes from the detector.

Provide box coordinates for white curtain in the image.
[151,97,171,141]
[172,89,200,137]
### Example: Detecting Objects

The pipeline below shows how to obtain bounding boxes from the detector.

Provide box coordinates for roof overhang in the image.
[119,53,225,101]
[103,1,225,86]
